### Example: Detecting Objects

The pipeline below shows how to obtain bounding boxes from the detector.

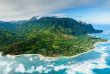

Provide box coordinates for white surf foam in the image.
[66,70,76,74]
[3,61,16,74]
[46,64,54,67]
[24,55,32,57]
[102,31,110,34]
[0,62,7,66]
[4,66,12,74]
[29,57,33,61]
[15,64,25,73]
[36,66,46,73]
[44,69,52,73]
[38,55,59,62]
[25,66,35,73]
[6,55,16,60]
[25,65,52,73]
[54,65,70,71]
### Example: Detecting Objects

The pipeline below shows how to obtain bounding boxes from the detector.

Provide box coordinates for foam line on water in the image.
[6,55,16,60]
[38,55,59,62]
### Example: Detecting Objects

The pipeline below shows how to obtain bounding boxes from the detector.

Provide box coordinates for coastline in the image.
[7,40,109,59]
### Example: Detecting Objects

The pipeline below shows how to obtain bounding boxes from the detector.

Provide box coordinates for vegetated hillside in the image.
[0,29,24,52]
[1,16,107,56]
[3,32,107,56]
[13,17,102,37]
[0,29,14,43]
[0,20,26,32]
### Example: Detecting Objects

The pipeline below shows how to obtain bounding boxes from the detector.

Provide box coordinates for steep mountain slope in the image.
[1,17,107,56]
[0,29,24,52]
[0,20,26,32]
[0,29,15,45]
[13,17,103,37]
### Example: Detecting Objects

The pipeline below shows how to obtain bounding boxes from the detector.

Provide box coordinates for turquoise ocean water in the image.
[0,25,110,74]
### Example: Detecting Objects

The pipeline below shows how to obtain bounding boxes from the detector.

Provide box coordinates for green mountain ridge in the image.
[12,17,102,37]
[0,17,107,56]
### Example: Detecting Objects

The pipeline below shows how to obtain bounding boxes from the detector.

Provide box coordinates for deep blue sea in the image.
[0,25,110,74]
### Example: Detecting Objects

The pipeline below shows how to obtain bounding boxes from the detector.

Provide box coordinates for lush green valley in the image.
[0,17,107,57]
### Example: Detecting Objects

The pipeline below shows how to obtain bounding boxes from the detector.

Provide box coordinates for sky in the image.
[0,0,110,24]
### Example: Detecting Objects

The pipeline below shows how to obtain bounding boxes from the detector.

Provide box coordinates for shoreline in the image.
[6,40,109,59]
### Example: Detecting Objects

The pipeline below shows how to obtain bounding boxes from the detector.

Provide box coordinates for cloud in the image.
[0,0,109,21]
[48,13,67,18]
[102,0,110,9]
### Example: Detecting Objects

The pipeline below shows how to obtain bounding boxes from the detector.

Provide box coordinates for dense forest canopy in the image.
[0,16,107,56]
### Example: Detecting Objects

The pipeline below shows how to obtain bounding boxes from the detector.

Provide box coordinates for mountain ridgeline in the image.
[13,17,103,36]
[0,17,107,57]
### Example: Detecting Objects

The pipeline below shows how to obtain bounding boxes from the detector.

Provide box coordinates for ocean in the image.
[0,25,110,74]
